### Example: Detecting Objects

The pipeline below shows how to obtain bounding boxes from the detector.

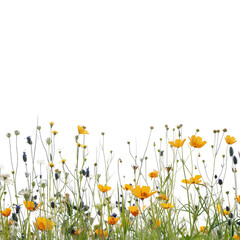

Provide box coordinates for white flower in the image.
[18,188,31,199]
[3,178,12,185]
[38,179,47,188]
[0,173,10,180]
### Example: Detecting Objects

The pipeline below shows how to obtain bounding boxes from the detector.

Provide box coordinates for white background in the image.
[0,1,240,186]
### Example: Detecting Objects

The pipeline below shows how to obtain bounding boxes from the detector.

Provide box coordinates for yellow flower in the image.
[148,170,159,179]
[95,228,108,239]
[233,235,240,239]
[0,208,11,217]
[78,126,89,134]
[156,194,169,201]
[61,159,66,164]
[128,205,140,217]
[122,184,133,191]
[182,175,202,184]
[108,216,120,225]
[130,185,157,200]
[24,201,40,211]
[200,226,207,234]
[189,135,207,148]
[34,217,54,231]
[8,220,14,226]
[160,203,174,209]
[168,139,186,148]
[98,184,111,193]
[49,122,54,127]
[225,135,237,145]
[52,130,58,135]
[222,209,229,215]
[217,204,221,213]
[49,163,54,168]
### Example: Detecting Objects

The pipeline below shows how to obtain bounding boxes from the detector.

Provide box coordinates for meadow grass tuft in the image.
[0,123,240,239]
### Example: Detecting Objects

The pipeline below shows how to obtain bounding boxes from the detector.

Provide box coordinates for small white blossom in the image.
[0,173,10,180]
[3,178,12,185]
[18,188,32,199]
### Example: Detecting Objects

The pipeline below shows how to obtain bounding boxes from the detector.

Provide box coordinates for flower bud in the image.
[26,136,32,145]
[51,201,55,208]
[233,156,238,165]
[46,138,51,145]
[23,152,27,162]
[14,130,20,135]
[55,173,59,180]
[229,147,234,157]
[218,179,223,185]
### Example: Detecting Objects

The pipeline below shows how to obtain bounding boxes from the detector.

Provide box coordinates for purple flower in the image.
[26,136,32,145]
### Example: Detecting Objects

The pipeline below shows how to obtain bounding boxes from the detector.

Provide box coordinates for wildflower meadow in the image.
[1,122,240,240]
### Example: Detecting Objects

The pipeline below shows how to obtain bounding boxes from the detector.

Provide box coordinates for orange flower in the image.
[168,139,186,148]
[49,122,54,127]
[153,219,161,229]
[156,194,169,201]
[0,208,11,217]
[148,170,159,179]
[61,159,66,164]
[200,226,207,234]
[233,235,240,239]
[236,195,240,203]
[130,185,157,200]
[160,203,174,209]
[23,201,40,211]
[98,184,111,193]
[78,126,89,134]
[108,216,120,225]
[122,184,133,191]
[34,217,54,231]
[128,205,140,217]
[71,228,82,235]
[182,175,202,184]
[120,220,132,227]
[95,228,108,239]
[8,220,14,226]
[189,135,207,148]
[225,135,237,145]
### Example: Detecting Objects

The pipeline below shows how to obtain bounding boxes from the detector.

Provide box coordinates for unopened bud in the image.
[14,130,20,136]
